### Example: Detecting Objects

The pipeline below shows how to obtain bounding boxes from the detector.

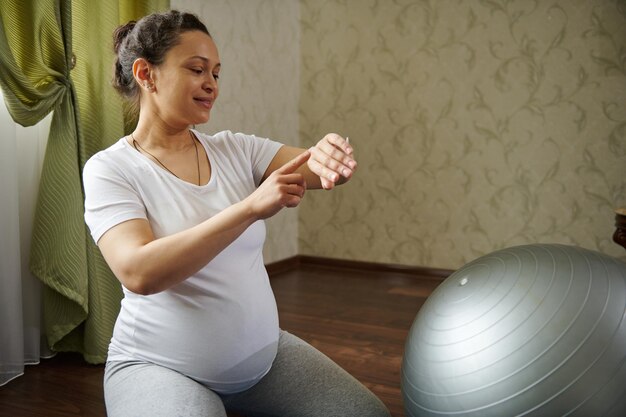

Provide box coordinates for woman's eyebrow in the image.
[188,56,221,69]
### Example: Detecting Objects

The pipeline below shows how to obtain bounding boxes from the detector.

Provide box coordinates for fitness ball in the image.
[401,244,626,416]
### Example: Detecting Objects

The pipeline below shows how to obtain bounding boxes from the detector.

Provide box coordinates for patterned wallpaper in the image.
[172,0,625,270]
[298,0,626,269]
[172,0,301,263]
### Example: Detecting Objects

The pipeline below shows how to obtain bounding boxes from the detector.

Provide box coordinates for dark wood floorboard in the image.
[0,264,443,417]
[271,265,442,417]
[0,353,106,417]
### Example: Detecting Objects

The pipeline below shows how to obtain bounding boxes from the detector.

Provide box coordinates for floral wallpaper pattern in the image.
[298,0,626,269]
[174,0,625,269]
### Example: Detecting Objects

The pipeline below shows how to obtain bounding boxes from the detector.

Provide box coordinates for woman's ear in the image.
[132,58,155,92]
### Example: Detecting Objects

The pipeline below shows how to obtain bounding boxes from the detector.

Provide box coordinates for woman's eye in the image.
[213,74,219,80]
[191,68,204,74]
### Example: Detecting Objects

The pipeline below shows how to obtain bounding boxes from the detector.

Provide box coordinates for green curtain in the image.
[0,0,168,363]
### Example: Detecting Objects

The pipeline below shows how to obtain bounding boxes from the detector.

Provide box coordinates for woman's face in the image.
[150,30,220,128]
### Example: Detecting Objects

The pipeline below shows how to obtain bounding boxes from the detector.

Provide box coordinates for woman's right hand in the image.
[246,150,311,219]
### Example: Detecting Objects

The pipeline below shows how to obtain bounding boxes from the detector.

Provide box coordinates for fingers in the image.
[282,183,307,207]
[248,171,307,220]
[307,157,344,186]
[308,134,357,187]
[309,146,356,181]
[273,174,307,211]
[323,133,353,156]
[320,177,335,190]
[276,150,311,175]
[280,174,307,196]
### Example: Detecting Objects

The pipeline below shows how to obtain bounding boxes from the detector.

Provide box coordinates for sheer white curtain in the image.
[0,90,54,386]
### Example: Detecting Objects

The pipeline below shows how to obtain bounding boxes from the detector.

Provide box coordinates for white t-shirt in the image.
[83,130,283,394]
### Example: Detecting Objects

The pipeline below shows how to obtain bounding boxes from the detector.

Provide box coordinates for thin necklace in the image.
[131,130,200,185]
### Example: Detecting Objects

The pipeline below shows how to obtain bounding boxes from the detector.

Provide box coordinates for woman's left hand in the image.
[307,133,357,190]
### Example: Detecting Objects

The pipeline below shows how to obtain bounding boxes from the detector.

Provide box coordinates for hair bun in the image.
[112,21,136,53]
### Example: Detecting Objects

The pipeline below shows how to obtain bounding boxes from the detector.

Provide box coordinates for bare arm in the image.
[98,150,310,295]
[264,133,356,190]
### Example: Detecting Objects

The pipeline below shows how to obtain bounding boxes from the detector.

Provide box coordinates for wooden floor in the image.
[0,263,445,417]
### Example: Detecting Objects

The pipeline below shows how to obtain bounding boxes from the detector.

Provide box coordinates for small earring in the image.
[145,83,154,91]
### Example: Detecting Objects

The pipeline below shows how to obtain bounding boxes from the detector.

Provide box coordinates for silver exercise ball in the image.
[401,244,626,417]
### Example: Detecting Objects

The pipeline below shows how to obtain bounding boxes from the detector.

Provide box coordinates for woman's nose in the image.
[203,76,217,92]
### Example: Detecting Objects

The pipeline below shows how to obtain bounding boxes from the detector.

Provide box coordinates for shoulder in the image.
[85,137,129,164]
[196,130,255,148]
[194,129,282,160]
[196,129,280,145]
[83,137,133,180]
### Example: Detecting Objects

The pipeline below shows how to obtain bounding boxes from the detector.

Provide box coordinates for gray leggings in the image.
[104,330,391,417]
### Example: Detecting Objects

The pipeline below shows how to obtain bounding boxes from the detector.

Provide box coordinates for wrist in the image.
[236,198,261,223]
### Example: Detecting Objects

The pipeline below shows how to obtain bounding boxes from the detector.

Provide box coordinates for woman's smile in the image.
[194,96,213,109]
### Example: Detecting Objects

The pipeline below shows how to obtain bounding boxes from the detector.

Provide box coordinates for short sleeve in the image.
[83,155,147,243]
[228,132,283,186]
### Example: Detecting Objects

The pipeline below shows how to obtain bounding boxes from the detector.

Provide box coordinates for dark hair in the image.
[112,10,210,110]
